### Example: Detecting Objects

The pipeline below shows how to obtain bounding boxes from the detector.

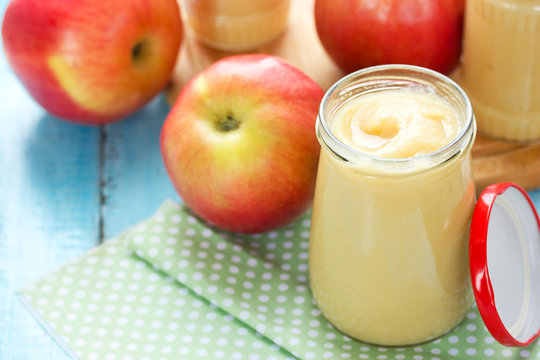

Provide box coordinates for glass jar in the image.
[309,65,477,346]
[180,0,291,51]
[459,0,540,142]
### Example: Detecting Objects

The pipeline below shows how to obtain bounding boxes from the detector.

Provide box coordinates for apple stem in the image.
[216,113,240,132]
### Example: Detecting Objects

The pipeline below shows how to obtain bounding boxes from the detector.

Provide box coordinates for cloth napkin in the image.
[18,200,539,359]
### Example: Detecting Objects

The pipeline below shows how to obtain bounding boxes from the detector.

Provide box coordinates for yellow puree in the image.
[309,89,475,345]
[332,90,460,157]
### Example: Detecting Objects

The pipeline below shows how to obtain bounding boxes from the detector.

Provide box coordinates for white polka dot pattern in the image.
[18,201,540,359]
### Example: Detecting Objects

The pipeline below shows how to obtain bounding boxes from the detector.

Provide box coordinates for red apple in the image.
[1,0,183,125]
[161,54,324,234]
[314,0,464,75]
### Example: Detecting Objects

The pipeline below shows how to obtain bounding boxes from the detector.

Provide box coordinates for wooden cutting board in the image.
[166,0,540,193]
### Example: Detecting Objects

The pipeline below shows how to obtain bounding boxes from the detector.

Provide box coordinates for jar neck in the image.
[317,65,476,174]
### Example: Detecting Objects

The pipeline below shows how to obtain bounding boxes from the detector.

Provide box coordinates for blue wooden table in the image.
[1,0,540,358]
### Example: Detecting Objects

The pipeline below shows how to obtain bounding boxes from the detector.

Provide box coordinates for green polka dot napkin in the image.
[19,200,539,359]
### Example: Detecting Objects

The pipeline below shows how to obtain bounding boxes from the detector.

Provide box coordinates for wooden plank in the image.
[0,19,101,360]
[101,95,180,240]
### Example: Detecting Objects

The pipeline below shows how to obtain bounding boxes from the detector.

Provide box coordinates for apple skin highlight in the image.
[314,0,464,75]
[1,0,183,125]
[161,54,324,234]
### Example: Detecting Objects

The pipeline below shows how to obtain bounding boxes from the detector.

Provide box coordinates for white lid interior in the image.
[486,186,540,343]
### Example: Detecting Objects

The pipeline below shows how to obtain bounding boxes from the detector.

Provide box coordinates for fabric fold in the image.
[125,201,525,360]
[18,200,537,359]
[18,205,292,360]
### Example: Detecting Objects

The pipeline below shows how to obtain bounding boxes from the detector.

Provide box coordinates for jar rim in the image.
[317,64,476,169]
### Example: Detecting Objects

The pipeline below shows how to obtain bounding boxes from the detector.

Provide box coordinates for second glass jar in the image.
[459,0,540,142]
[181,0,291,51]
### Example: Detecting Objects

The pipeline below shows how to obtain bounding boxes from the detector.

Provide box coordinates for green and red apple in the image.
[315,0,465,75]
[1,0,183,125]
[161,54,324,234]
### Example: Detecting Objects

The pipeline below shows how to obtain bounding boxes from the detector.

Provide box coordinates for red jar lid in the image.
[470,183,540,347]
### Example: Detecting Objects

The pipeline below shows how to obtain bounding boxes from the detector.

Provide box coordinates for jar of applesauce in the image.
[459,0,540,142]
[180,0,291,51]
[309,65,477,346]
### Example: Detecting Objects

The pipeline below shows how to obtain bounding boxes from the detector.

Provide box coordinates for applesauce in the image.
[180,0,291,51]
[309,65,476,346]
[459,0,540,141]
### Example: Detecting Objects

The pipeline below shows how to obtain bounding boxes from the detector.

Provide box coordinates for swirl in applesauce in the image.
[331,90,460,158]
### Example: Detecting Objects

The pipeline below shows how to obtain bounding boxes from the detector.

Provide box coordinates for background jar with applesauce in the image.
[180,0,291,51]
[459,0,540,142]
[309,65,477,346]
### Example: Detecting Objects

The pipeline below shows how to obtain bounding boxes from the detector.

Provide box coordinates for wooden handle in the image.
[473,141,540,192]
